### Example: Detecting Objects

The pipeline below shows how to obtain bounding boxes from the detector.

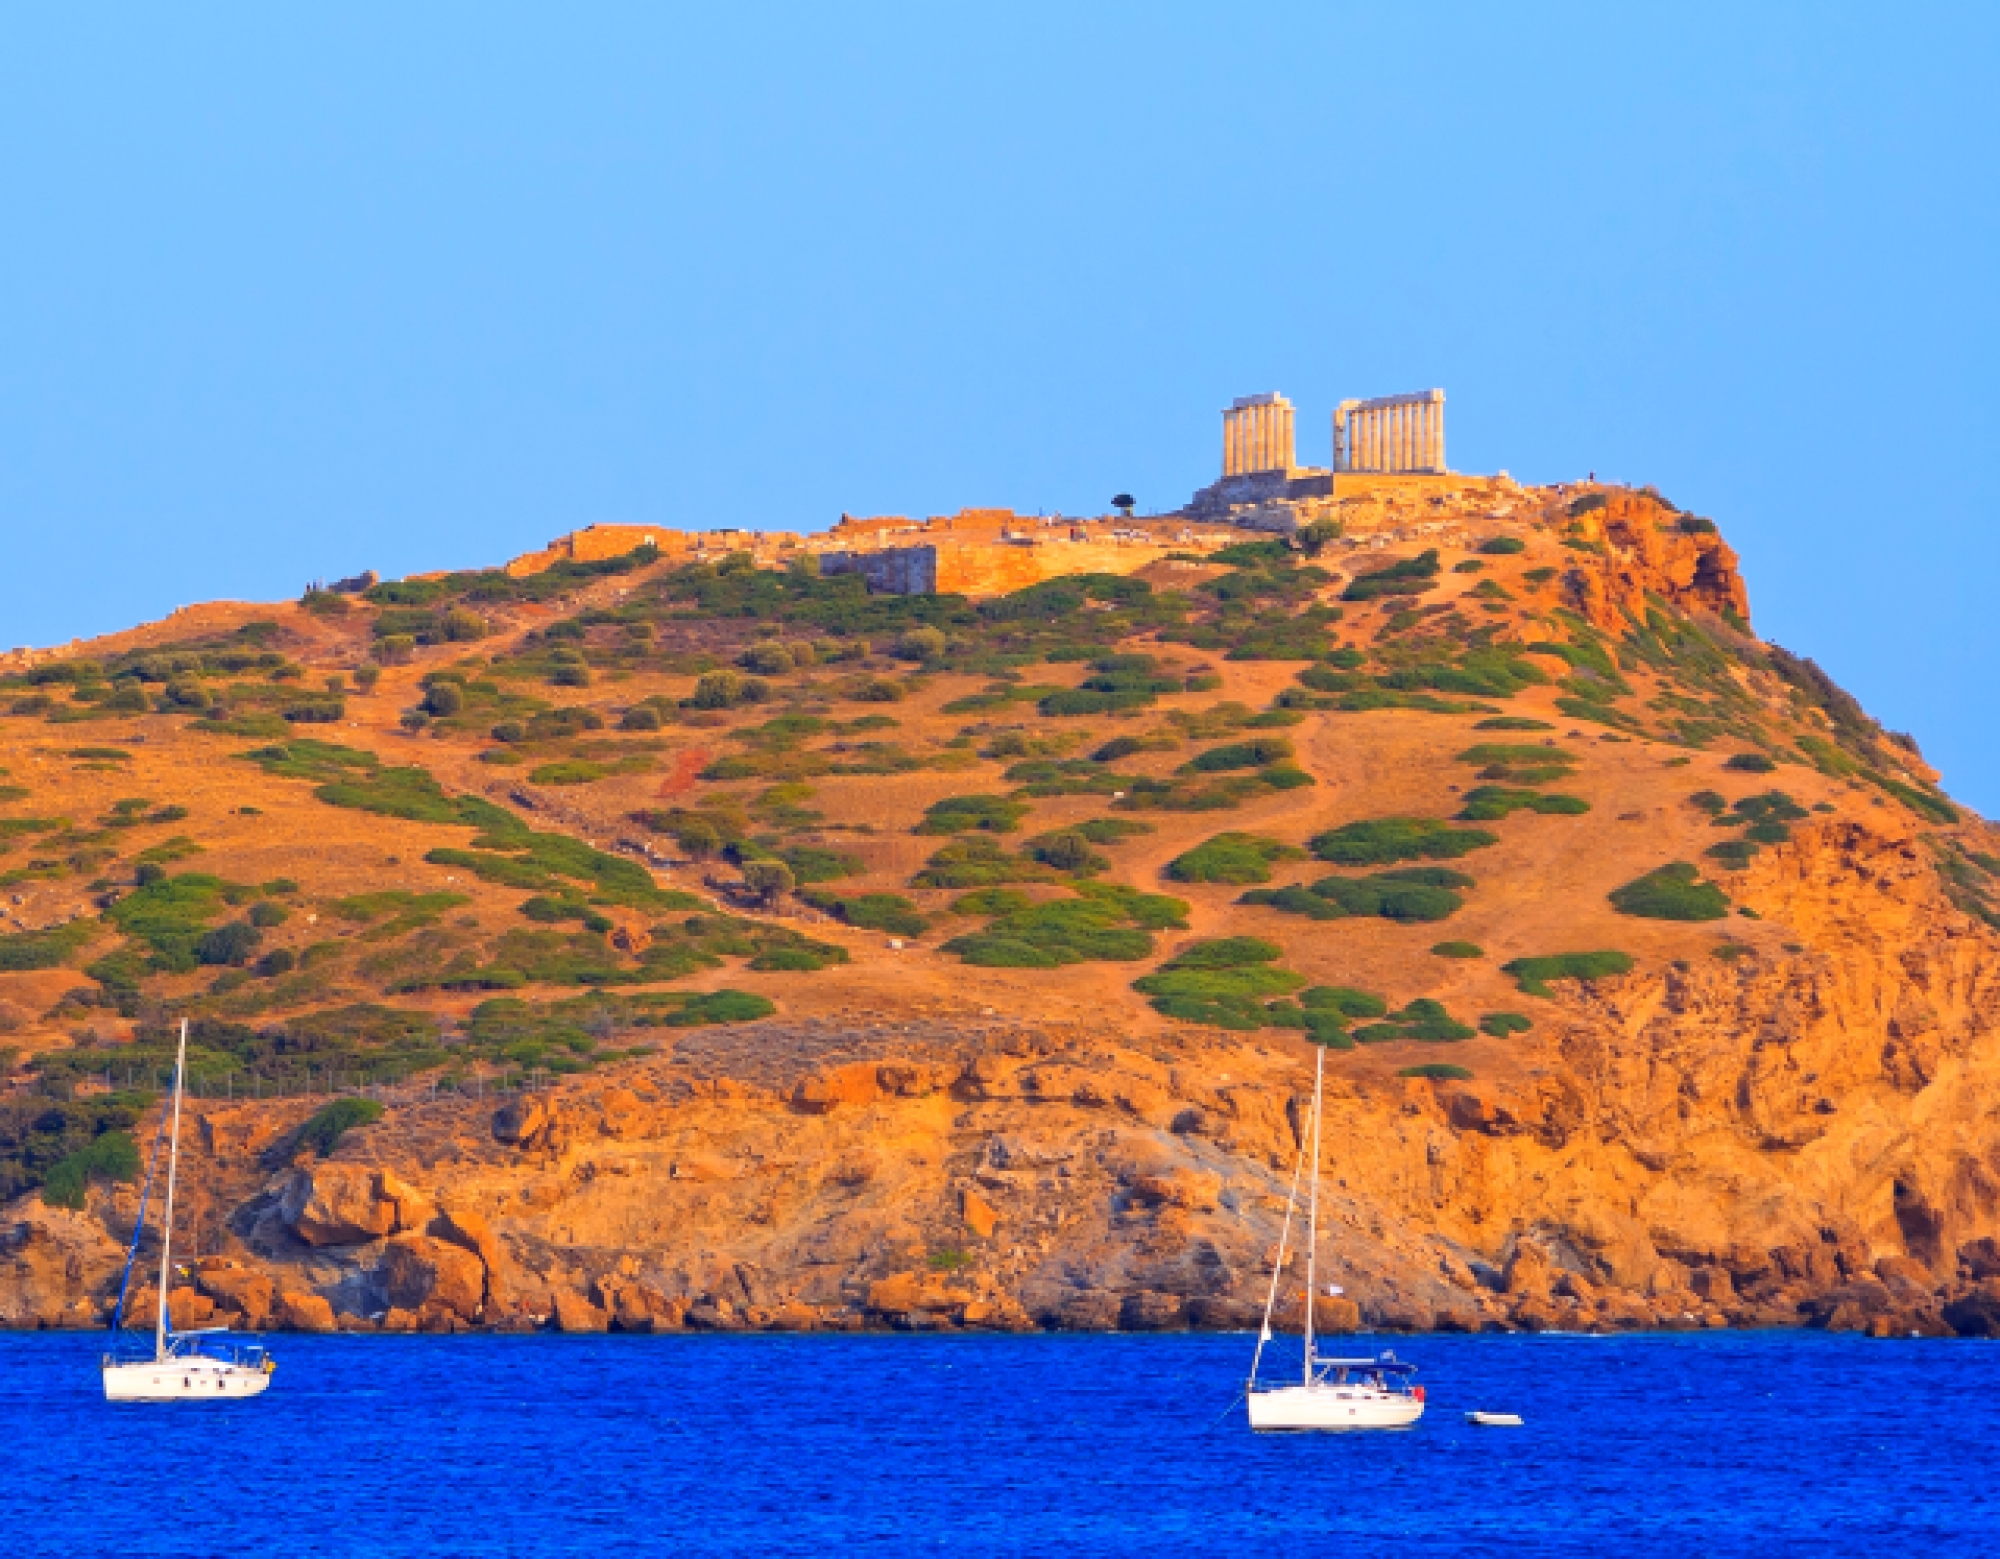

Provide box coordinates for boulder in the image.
[551,1290,609,1333]
[790,1062,882,1114]
[379,1233,484,1322]
[271,1290,337,1333]
[1127,1170,1221,1212]
[1502,1242,1553,1300]
[195,1265,274,1324]
[492,1094,553,1149]
[961,1190,999,1240]
[1875,1254,1934,1289]
[1943,1283,2000,1339]
[1959,1237,2000,1282]
[281,1164,429,1247]
[430,1204,510,1308]
[1688,1265,1735,1304]
[959,1296,1033,1330]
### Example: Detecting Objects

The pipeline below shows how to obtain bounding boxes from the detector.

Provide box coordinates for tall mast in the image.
[153,1019,188,1362]
[1303,1042,1323,1386]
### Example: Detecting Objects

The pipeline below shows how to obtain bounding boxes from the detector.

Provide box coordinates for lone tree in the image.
[1111,493,1136,518]
[740,860,796,906]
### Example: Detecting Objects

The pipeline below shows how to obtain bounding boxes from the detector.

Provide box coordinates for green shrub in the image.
[945,883,1186,968]
[1398,1063,1473,1080]
[1242,867,1468,924]
[1132,938,1305,1027]
[1474,716,1554,731]
[1116,764,1311,813]
[1350,997,1476,1043]
[1500,950,1634,996]
[1478,536,1526,556]
[1724,752,1776,773]
[0,919,94,972]
[1182,737,1294,773]
[195,921,262,966]
[1165,832,1306,884]
[295,1097,384,1159]
[1309,817,1497,865]
[1432,941,1484,959]
[39,1129,141,1209]
[1610,862,1730,921]
[1705,839,1759,869]
[620,706,663,732]
[1456,787,1590,821]
[529,761,608,785]
[916,794,1031,835]
[1456,743,1578,769]
[951,888,1034,917]
[1342,549,1441,602]
[1025,831,1107,876]
[1480,1011,1532,1037]
[911,837,1052,889]
[800,890,927,937]
[1301,985,1387,1018]
[777,846,864,885]
[739,641,794,675]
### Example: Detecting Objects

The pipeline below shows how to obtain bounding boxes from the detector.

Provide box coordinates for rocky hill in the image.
[6,478,2000,1342]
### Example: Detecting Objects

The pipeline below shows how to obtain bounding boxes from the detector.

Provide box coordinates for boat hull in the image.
[102,1359,272,1402]
[1248,1385,1424,1432]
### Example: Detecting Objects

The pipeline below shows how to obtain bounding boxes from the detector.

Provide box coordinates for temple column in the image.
[1435,396,1446,473]
[1428,401,1440,471]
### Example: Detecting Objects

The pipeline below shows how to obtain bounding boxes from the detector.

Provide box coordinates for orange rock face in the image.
[7,476,2000,1343]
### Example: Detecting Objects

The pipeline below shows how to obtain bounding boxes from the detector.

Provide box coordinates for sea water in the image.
[2,1330,1995,1556]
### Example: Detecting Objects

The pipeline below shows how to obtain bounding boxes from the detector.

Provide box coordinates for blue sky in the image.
[2,4,1995,806]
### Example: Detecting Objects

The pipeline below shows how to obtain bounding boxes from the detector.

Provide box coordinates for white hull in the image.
[103,1358,272,1402]
[1248,1384,1424,1432]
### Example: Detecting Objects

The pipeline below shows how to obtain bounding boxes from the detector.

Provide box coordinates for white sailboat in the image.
[1246,1039,1423,1431]
[102,1019,275,1402]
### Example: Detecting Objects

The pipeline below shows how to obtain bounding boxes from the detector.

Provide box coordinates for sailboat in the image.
[1246,1038,1423,1431]
[102,1019,275,1402]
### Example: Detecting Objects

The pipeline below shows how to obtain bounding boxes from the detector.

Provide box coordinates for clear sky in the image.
[1,4,1994,806]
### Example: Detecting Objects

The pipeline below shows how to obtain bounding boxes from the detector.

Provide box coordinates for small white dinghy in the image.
[102,1020,275,1403]
[1466,1411,1524,1427]
[1244,1041,1425,1432]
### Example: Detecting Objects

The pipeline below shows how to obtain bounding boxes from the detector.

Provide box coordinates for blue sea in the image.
[2,1330,1995,1556]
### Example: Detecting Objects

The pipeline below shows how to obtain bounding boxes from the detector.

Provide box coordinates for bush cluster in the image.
[1500,950,1634,996]
[1341,549,1441,603]
[1241,866,1471,924]
[943,883,1186,968]
[1165,832,1307,885]
[1308,817,1497,865]
[1610,862,1730,921]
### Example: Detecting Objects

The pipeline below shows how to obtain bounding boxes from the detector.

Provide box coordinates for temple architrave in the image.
[1334,390,1445,474]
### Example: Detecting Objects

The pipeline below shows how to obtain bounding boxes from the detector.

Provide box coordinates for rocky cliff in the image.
[5,478,1999,1341]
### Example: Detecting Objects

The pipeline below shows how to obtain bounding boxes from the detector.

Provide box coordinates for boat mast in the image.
[153,1019,188,1363]
[1303,1041,1322,1386]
